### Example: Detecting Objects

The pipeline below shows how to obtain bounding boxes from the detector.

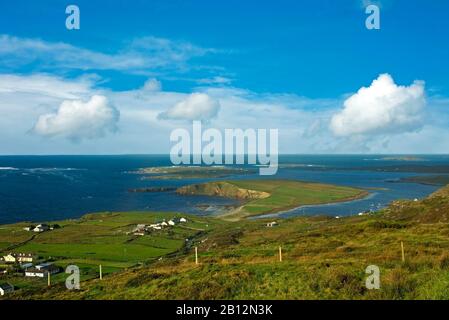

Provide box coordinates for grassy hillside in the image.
[4,186,449,300]
[0,212,219,293]
[177,179,368,219]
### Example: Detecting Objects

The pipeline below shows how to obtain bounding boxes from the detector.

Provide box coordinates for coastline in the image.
[248,191,375,220]
[218,189,371,221]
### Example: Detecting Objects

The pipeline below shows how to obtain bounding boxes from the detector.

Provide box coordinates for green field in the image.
[0,211,218,291]
[4,184,449,300]
[4,183,449,300]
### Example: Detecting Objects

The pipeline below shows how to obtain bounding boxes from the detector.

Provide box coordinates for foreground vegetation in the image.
[3,184,449,300]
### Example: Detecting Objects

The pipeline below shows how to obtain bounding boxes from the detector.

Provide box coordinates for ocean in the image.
[0,154,447,224]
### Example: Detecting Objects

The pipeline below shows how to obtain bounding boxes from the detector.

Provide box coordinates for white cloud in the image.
[1,72,449,155]
[0,73,94,99]
[142,78,162,92]
[0,34,215,75]
[33,95,119,141]
[197,76,233,85]
[330,74,426,137]
[158,93,220,121]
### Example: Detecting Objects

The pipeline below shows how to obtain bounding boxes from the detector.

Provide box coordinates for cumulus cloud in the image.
[33,95,119,141]
[330,74,426,137]
[158,93,220,121]
[3,72,449,155]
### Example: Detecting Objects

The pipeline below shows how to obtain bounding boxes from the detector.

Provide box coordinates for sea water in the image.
[0,154,446,224]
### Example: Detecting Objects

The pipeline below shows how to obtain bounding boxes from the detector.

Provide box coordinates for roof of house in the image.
[36,262,53,269]
[0,283,14,290]
[3,253,33,259]
[14,253,33,257]
[26,265,59,273]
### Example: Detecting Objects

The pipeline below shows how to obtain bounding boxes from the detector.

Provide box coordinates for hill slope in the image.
[5,185,449,300]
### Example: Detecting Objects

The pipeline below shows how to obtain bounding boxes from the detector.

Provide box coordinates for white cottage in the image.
[0,283,14,296]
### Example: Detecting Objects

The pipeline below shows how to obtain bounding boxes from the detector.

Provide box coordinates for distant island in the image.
[132,166,255,180]
[381,156,424,161]
[128,187,176,193]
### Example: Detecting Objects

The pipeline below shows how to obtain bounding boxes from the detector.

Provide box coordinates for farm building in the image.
[3,254,16,263]
[20,263,33,270]
[33,224,50,233]
[2,253,35,263]
[0,283,14,296]
[173,217,187,223]
[129,217,189,234]
[266,221,279,227]
[24,224,59,232]
[131,224,148,235]
[25,263,60,278]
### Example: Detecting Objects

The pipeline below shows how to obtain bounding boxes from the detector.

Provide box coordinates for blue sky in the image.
[0,0,449,154]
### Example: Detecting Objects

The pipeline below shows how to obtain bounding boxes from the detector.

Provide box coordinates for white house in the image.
[0,283,14,296]
[1,253,34,263]
[180,218,187,223]
[132,224,147,236]
[3,254,17,263]
[168,220,175,226]
[33,224,50,233]
[25,263,60,278]
[148,224,162,230]
[133,224,146,232]
[160,221,168,227]
[266,221,278,227]
[15,253,34,263]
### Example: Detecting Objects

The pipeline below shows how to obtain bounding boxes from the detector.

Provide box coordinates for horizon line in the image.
[1,153,449,157]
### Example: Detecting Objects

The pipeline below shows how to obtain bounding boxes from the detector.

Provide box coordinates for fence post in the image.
[401,241,405,262]
[195,246,198,265]
[279,246,283,262]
